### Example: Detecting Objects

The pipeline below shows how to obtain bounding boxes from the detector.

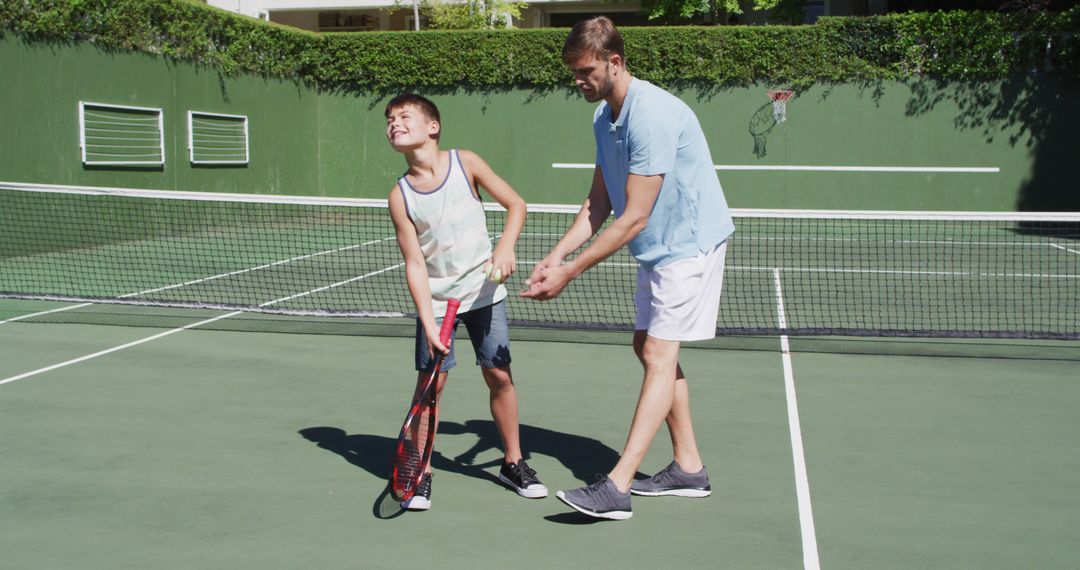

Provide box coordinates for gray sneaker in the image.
[630,461,712,497]
[556,475,632,520]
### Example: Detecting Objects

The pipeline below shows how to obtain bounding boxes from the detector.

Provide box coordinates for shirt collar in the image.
[607,78,638,133]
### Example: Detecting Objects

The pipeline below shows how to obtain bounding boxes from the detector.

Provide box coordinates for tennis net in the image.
[2,182,1078,339]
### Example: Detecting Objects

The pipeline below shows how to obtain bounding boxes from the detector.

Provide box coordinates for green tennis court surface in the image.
[2,299,1078,569]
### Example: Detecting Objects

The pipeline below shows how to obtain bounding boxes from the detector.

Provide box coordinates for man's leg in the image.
[608,333,682,492]
[631,331,705,473]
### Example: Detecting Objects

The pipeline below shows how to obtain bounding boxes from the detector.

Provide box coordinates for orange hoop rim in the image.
[767,89,794,101]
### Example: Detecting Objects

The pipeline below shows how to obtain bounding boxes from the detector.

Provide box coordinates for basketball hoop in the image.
[767,89,794,123]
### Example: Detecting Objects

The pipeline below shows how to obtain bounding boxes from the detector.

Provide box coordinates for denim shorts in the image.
[415,299,511,372]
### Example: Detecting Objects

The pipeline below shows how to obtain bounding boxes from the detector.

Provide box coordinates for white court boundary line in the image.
[1052,243,1080,256]
[0,259,405,387]
[553,163,1000,173]
[773,268,821,570]
[0,311,242,386]
[1,303,93,324]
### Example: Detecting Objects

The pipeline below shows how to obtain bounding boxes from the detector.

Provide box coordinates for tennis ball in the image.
[491,268,502,283]
[482,263,492,279]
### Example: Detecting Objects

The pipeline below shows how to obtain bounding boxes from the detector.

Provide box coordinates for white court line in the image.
[0,303,93,324]
[740,237,1060,247]
[515,259,1079,279]
[773,268,821,570]
[1052,243,1080,255]
[552,163,1000,173]
[733,265,1080,279]
[0,311,242,387]
[0,259,405,387]
[129,237,397,297]
[0,236,400,324]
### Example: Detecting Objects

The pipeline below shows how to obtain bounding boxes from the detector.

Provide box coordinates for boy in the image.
[385,93,547,510]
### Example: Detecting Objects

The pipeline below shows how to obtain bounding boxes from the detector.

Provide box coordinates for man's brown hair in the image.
[561,16,625,64]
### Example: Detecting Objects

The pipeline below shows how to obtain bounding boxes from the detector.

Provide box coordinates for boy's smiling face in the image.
[386,104,440,150]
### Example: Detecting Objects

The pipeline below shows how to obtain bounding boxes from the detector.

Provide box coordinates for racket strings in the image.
[393,401,435,497]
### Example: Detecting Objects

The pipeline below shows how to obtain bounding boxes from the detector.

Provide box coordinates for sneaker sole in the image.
[630,488,711,498]
[401,497,432,511]
[555,490,632,520]
[498,474,549,499]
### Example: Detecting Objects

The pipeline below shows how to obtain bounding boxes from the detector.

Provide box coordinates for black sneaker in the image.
[556,475,632,520]
[498,459,548,498]
[402,472,433,511]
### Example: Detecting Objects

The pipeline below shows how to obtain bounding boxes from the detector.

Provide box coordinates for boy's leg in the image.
[485,367,546,498]
[402,346,451,511]
[464,301,547,498]
[460,300,525,463]
[413,317,457,474]
[481,365,522,464]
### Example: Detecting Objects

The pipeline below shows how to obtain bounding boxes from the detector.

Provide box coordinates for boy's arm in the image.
[459,150,525,282]
[388,185,447,356]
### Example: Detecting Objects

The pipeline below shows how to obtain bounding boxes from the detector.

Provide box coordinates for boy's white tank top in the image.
[398,149,506,316]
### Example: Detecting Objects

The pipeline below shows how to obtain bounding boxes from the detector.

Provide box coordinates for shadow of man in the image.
[299,420,637,487]
[440,419,643,483]
[299,421,639,521]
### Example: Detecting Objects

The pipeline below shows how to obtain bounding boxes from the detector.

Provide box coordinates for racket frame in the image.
[390,299,461,502]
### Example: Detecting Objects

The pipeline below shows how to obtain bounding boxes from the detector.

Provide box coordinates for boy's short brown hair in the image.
[562,16,625,64]
[384,93,441,140]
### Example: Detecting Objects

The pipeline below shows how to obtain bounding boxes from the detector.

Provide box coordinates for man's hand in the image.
[520,259,573,301]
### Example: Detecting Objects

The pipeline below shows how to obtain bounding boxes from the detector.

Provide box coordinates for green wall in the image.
[2,35,1075,211]
[0,36,320,196]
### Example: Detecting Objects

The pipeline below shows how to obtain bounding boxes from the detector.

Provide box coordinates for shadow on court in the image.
[299,421,635,484]
[438,419,645,484]
[298,421,640,521]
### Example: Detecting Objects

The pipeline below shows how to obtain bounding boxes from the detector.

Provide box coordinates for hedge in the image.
[2,0,1077,91]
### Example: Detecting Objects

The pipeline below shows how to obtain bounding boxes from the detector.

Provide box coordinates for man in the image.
[520,16,735,520]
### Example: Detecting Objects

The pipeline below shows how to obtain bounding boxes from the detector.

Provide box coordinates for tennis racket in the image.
[390,298,460,502]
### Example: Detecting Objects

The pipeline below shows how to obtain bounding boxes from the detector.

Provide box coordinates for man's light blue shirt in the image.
[594,78,735,270]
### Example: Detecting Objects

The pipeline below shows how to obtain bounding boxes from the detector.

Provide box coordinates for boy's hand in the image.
[484,252,516,284]
[425,327,450,361]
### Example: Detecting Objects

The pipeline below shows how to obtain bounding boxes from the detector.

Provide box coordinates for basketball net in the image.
[767,90,794,123]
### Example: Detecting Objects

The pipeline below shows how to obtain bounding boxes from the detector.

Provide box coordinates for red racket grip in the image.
[438,299,461,347]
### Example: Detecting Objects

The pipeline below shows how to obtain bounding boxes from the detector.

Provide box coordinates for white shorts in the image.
[634,241,728,342]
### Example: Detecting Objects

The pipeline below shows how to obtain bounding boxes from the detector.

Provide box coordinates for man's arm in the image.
[522,171,662,300]
[521,167,610,295]
[539,167,611,266]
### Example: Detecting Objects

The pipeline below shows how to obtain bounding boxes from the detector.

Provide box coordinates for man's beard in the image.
[582,76,615,103]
